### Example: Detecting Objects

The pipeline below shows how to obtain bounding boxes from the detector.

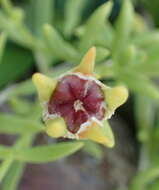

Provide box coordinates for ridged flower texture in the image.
[32,47,128,147]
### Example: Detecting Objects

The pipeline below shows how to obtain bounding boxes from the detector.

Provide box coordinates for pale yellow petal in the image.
[104,86,128,111]
[45,117,67,138]
[32,73,57,102]
[79,120,115,148]
[73,47,96,75]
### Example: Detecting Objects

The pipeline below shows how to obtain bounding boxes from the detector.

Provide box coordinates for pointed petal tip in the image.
[79,120,115,148]
[73,46,96,75]
[104,85,128,111]
[89,46,96,56]
[32,72,42,83]
[116,86,129,101]
[45,117,67,138]
[84,46,96,63]
[32,73,57,102]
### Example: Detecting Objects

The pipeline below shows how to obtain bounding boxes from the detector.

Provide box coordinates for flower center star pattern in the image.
[48,75,105,133]
[32,47,128,147]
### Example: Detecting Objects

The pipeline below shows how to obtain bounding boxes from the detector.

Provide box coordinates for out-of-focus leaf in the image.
[95,63,114,78]
[142,0,159,27]
[0,146,12,160]
[0,135,34,160]
[30,0,53,37]
[118,69,159,100]
[0,11,37,49]
[133,62,159,77]
[0,44,33,88]
[83,141,104,160]
[134,95,156,142]
[1,162,25,190]
[148,121,159,165]
[116,44,136,66]
[11,80,35,96]
[145,45,159,64]
[133,13,147,33]
[14,142,84,163]
[9,97,33,115]
[0,113,43,134]
[112,0,134,63]
[130,167,159,190]
[0,32,7,63]
[133,31,159,48]
[148,180,159,190]
[79,1,113,50]
[1,135,33,190]
[9,98,41,121]
[96,47,110,62]
[1,0,13,15]
[0,156,13,182]
[43,24,79,62]
[64,0,86,37]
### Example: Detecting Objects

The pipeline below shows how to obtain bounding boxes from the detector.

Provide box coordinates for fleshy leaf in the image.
[83,141,104,159]
[43,24,79,62]
[0,113,43,134]
[64,0,86,37]
[79,1,113,50]
[1,162,25,190]
[79,120,115,148]
[0,32,7,63]
[73,47,96,75]
[119,69,159,100]
[112,0,134,63]
[14,142,84,163]
[45,117,67,138]
[104,86,128,111]
[32,73,57,101]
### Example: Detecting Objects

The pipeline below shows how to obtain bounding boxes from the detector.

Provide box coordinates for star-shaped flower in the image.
[32,47,128,147]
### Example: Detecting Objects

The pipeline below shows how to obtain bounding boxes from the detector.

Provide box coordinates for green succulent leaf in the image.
[96,47,110,62]
[0,146,12,160]
[133,31,159,48]
[130,167,159,190]
[0,32,7,63]
[134,95,156,142]
[64,0,86,37]
[112,0,134,63]
[14,142,84,163]
[0,156,13,183]
[0,11,37,49]
[118,69,159,100]
[79,1,113,50]
[0,113,43,134]
[0,45,33,88]
[83,141,104,160]
[1,162,25,190]
[43,24,79,62]
[30,0,53,37]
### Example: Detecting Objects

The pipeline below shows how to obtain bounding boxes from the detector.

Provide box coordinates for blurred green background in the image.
[1,0,159,190]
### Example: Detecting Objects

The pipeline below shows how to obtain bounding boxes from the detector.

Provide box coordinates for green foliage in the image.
[0,113,43,134]
[0,44,33,87]
[0,0,159,189]
[1,162,25,190]
[13,141,84,163]
[64,0,86,37]
[83,140,104,160]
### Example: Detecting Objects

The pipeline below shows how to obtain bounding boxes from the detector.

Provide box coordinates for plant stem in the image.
[0,134,33,185]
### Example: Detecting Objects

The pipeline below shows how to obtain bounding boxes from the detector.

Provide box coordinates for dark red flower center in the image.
[48,75,106,133]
